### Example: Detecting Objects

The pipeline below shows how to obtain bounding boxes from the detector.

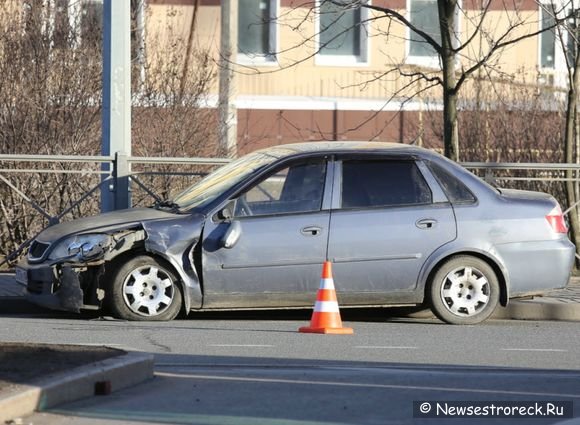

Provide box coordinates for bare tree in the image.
[550,2,580,261]
[254,0,573,160]
[0,3,217,267]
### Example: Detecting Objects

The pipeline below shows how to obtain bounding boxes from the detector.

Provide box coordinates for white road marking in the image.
[156,372,580,399]
[208,344,275,348]
[501,348,568,353]
[355,346,418,350]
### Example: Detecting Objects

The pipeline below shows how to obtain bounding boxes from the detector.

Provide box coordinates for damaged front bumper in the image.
[17,258,102,313]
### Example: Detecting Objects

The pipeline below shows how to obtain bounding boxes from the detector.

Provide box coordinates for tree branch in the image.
[362,3,443,55]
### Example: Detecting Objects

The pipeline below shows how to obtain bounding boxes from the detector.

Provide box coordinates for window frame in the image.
[405,0,461,68]
[315,0,370,66]
[427,160,477,206]
[231,158,332,219]
[539,5,558,70]
[23,1,145,48]
[237,0,279,66]
[536,2,576,88]
[333,157,437,211]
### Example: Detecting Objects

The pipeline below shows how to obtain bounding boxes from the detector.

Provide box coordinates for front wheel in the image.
[429,256,500,325]
[108,256,183,321]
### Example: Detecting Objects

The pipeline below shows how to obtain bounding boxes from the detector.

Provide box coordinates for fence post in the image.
[484,168,495,186]
[101,0,132,212]
[114,152,131,210]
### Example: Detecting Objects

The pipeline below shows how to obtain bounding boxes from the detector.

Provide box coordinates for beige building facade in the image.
[146,0,572,152]
[4,0,573,152]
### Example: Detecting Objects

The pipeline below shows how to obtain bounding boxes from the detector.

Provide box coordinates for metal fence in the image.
[0,153,229,267]
[1,154,580,268]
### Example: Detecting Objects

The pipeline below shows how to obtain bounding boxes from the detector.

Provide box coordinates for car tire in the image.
[108,255,182,321]
[429,256,499,325]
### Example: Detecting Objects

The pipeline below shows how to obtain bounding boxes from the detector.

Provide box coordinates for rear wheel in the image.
[108,256,182,321]
[429,256,499,325]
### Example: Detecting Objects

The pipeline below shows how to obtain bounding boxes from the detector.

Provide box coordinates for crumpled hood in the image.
[36,208,182,243]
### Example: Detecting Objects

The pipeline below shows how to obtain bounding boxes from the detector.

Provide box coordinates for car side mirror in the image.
[216,202,234,222]
[220,220,242,249]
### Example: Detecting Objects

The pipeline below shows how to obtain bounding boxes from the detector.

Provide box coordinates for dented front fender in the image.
[141,213,205,310]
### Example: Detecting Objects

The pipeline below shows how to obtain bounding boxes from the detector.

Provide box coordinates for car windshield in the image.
[171,151,281,210]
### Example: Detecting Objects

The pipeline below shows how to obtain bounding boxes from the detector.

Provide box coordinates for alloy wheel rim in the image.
[440,266,490,317]
[122,265,174,317]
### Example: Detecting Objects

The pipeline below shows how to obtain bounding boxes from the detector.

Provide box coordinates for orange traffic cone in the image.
[299,261,353,335]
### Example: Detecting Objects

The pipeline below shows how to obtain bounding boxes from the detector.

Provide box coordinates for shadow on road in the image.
[0,295,436,324]
[45,354,580,425]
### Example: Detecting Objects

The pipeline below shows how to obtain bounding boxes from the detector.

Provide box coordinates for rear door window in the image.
[341,160,432,208]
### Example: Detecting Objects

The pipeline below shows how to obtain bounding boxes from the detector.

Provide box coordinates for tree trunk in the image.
[443,86,459,161]
[438,0,460,161]
[565,52,580,266]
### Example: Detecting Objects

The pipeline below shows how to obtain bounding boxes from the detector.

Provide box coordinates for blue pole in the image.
[101,0,132,212]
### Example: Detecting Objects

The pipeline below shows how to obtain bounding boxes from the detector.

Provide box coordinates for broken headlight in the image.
[48,234,111,261]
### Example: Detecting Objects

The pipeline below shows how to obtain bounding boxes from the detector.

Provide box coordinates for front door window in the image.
[235,161,327,217]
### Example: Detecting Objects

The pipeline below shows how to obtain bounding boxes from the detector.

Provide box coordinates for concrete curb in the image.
[404,293,580,322]
[495,298,580,321]
[0,350,154,423]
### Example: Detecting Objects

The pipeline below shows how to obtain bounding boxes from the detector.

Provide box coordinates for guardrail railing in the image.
[1,154,579,267]
[0,153,229,267]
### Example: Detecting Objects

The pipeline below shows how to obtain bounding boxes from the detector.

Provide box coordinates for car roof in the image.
[258,141,441,160]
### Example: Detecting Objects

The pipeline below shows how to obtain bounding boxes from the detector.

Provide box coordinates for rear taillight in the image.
[546,205,568,234]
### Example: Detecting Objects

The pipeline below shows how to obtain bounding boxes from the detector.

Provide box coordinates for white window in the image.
[406,0,459,68]
[238,0,277,64]
[316,0,369,65]
[566,11,578,65]
[23,0,147,54]
[53,0,72,49]
[537,3,574,87]
[76,0,103,49]
[540,7,556,68]
[408,0,439,57]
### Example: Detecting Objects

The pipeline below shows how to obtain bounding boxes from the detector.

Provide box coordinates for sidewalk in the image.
[493,276,580,321]
[2,272,580,321]
[0,273,155,423]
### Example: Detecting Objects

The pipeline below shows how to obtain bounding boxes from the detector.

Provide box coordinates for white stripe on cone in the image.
[319,278,335,290]
[314,301,340,313]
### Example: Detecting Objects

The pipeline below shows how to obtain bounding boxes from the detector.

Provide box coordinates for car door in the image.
[327,157,456,305]
[201,158,332,308]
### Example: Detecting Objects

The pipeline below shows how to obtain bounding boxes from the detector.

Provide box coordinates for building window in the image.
[408,0,441,60]
[238,0,277,63]
[538,4,577,87]
[317,0,368,64]
[22,1,147,54]
[540,7,556,68]
[78,0,103,49]
[53,0,72,49]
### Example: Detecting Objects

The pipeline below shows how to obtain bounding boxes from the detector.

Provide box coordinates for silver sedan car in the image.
[16,142,575,324]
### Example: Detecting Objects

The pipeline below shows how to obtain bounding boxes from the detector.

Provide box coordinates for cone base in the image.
[299,326,354,335]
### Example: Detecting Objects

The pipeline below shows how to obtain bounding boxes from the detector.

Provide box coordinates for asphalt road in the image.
[2,306,580,424]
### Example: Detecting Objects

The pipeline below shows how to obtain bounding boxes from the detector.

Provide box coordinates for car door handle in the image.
[301,226,322,236]
[416,219,438,229]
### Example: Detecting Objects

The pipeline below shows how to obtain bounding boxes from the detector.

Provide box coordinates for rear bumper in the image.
[495,238,575,297]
